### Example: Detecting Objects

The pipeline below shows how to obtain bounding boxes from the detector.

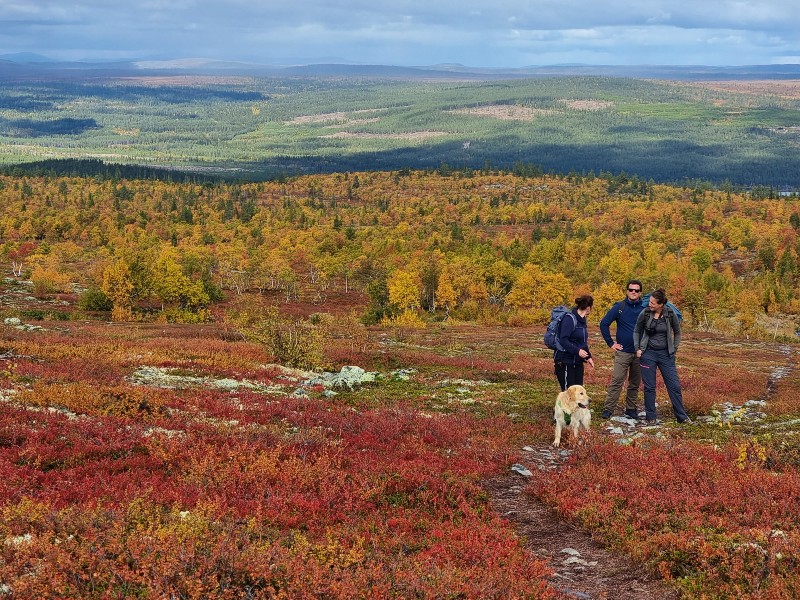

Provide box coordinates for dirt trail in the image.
[485,446,679,600]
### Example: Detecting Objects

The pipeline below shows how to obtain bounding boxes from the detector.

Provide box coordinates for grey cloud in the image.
[2,0,798,66]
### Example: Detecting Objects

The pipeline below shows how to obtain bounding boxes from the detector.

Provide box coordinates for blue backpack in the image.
[544,306,577,352]
[640,294,683,321]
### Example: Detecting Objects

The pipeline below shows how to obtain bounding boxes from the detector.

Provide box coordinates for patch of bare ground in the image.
[117,75,254,86]
[561,99,614,111]
[690,79,800,99]
[486,449,679,600]
[449,104,555,121]
[288,111,350,124]
[287,108,387,125]
[320,130,449,140]
[345,117,381,125]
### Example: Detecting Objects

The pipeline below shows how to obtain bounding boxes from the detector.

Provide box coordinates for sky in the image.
[2,0,799,68]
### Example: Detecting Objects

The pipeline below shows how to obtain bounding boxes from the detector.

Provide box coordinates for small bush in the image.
[47,311,71,321]
[19,309,45,321]
[361,305,393,326]
[506,309,536,327]
[381,309,427,329]
[226,297,328,369]
[78,287,113,311]
[451,299,480,321]
[30,265,72,298]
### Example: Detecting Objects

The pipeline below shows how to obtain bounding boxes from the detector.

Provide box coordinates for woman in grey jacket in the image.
[633,288,691,424]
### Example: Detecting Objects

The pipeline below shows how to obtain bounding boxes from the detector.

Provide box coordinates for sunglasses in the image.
[627,288,641,292]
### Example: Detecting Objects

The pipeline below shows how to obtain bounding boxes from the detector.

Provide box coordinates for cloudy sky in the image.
[2,0,799,67]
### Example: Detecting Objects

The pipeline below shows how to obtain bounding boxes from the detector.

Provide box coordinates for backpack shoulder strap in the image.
[560,311,577,333]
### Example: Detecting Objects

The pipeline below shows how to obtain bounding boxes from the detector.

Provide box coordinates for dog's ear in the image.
[568,386,580,403]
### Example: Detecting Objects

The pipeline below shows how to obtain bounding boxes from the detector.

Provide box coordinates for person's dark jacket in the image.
[554,308,591,365]
[600,297,645,353]
[633,306,681,356]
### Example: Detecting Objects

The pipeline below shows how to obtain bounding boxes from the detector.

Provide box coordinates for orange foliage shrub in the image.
[19,382,164,418]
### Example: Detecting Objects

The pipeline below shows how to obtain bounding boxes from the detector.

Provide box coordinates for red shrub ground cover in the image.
[533,438,800,598]
[2,319,798,598]
[0,322,556,598]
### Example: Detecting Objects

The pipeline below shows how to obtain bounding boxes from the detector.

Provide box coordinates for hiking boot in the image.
[677,417,693,425]
[601,410,612,419]
[624,410,638,420]
[645,419,660,425]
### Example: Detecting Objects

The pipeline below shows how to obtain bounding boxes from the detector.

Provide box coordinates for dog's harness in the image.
[557,398,571,425]
[557,399,589,426]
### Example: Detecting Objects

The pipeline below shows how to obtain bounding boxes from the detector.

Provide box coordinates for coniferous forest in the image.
[2,75,800,186]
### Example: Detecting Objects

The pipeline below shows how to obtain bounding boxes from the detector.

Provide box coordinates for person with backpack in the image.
[633,288,691,424]
[599,280,646,419]
[553,294,594,392]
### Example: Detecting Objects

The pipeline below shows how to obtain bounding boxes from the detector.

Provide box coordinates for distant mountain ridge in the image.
[2,54,800,81]
[0,52,56,63]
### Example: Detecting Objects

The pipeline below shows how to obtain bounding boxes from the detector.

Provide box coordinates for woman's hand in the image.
[578,349,589,359]
[636,349,643,358]
[586,357,595,369]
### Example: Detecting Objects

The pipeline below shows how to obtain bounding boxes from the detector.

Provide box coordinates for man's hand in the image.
[611,343,623,351]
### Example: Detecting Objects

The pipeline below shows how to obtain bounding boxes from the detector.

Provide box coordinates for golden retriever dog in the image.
[553,385,592,447]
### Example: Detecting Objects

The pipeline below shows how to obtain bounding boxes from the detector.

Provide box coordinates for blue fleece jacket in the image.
[599,297,645,353]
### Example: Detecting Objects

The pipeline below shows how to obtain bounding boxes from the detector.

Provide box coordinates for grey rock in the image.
[390,368,417,380]
[563,556,598,567]
[305,365,379,390]
[510,463,533,477]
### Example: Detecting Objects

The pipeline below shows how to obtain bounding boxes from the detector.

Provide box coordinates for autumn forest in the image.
[1,169,799,337]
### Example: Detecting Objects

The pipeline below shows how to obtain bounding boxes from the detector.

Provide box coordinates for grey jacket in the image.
[633,306,681,356]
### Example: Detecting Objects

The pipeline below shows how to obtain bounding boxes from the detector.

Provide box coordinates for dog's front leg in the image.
[553,421,562,447]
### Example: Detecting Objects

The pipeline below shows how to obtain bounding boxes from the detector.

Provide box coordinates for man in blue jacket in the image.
[599,280,645,419]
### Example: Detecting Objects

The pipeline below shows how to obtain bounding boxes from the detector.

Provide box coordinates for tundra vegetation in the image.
[0,168,799,598]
